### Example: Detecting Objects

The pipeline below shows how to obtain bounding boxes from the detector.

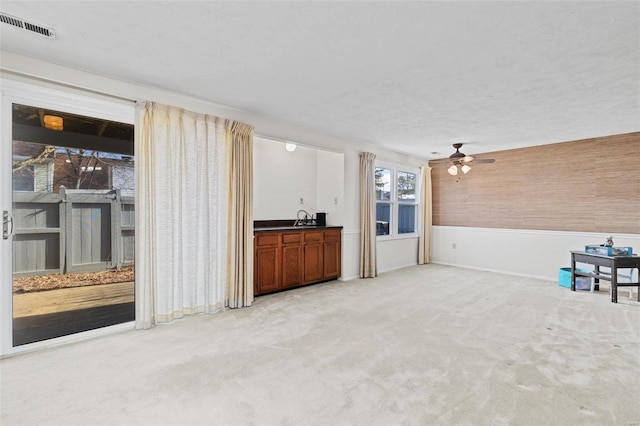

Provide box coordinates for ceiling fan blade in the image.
[428,158,452,164]
[430,143,496,168]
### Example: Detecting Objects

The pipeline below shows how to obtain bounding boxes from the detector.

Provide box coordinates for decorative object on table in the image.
[603,236,614,247]
[584,245,633,256]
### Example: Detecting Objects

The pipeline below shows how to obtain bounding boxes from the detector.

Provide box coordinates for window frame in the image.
[375,162,420,241]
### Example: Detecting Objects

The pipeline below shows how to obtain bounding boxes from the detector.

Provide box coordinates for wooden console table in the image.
[570,251,640,303]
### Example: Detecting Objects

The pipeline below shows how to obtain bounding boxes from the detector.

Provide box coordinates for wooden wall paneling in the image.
[593,135,640,234]
[429,132,640,234]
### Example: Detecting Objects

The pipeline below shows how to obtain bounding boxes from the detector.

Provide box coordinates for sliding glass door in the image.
[1,80,135,354]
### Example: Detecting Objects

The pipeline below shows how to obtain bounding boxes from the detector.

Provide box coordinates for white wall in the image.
[253,137,345,224]
[432,226,640,282]
[252,137,422,280]
[8,52,618,294]
[253,138,319,220]
[377,237,419,274]
[337,143,425,280]
[1,51,428,284]
[316,149,344,226]
[252,136,424,281]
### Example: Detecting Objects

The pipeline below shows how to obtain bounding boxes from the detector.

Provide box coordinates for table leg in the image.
[570,254,576,292]
[611,264,617,303]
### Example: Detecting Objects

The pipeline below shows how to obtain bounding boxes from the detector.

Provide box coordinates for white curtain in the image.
[359,152,377,278]
[135,102,228,329]
[418,165,433,264]
[225,120,254,308]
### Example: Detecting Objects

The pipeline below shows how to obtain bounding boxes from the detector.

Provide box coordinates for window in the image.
[12,165,34,191]
[375,165,419,237]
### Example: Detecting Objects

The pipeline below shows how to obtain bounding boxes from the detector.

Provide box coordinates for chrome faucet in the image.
[294,209,313,226]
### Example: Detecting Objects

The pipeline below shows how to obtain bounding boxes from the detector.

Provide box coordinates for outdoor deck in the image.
[12,282,134,346]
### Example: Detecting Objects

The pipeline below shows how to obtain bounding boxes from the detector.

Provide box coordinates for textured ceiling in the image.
[1,1,638,159]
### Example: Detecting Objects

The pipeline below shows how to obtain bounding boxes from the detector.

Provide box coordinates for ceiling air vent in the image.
[0,13,56,38]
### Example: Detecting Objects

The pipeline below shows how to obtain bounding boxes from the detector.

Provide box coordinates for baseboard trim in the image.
[339,260,420,281]
[378,262,419,275]
[431,261,557,282]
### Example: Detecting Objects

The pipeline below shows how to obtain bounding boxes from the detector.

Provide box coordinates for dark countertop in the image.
[254,225,343,233]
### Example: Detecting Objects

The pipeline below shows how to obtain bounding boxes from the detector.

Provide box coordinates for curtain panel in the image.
[418,165,433,264]
[135,102,228,329]
[359,152,377,278]
[226,120,254,308]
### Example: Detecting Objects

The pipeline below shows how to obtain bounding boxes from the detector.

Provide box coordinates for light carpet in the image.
[1,264,639,425]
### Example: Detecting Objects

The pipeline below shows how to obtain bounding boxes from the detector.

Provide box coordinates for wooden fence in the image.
[375,204,417,235]
[12,188,134,277]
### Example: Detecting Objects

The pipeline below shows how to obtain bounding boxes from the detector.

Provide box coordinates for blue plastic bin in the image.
[558,267,592,290]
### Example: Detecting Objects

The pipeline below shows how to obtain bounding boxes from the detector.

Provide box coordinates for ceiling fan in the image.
[430,143,495,176]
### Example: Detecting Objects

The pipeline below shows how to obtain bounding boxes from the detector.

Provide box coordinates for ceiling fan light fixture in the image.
[43,114,63,130]
[432,144,495,177]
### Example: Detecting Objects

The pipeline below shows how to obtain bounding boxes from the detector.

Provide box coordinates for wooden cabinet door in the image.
[255,246,280,294]
[304,231,324,283]
[323,241,341,279]
[254,228,342,294]
[281,233,303,287]
[323,229,341,279]
[254,233,280,295]
[304,242,323,283]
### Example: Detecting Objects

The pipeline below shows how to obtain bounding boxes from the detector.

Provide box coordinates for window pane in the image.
[11,103,135,346]
[12,165,35,191]
[397,171,416,201]
[375,167,391,201]
[398,204,416,234]
[376,203,391,236]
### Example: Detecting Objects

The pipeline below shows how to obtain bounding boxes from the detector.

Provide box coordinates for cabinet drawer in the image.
[324,229,341,241]
[304,231,324,242]
[255,233,279,246]
[282,233,301,244]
